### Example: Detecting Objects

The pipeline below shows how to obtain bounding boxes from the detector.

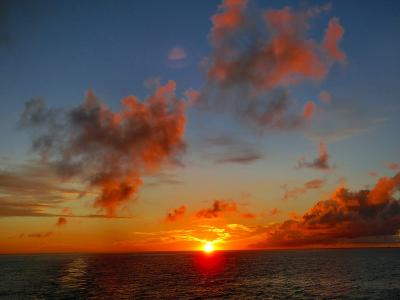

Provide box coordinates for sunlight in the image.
[203,242,215,253]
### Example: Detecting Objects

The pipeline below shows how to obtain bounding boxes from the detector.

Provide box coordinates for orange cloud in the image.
[211,0,248,44]
[203,1,346,131]
[165,205,187,222]
[195,199,256,219]
[323,17,346,63]
[303,101,316,120]
[56,217,67,226]
[296,142,333,170]
[209,3,345,90]
[20,81,187,216]
[241,212,257,219]
[256,172,400,247]
[196,200,238,219]
[270,208,280,216]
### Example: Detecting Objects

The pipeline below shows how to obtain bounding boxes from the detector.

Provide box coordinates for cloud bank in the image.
[257,173,400,247]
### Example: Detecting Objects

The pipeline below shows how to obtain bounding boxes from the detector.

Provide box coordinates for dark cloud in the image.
[27,231,53,238]
[20,81,187,216]
[0,163,85,217]
[203,134,264,165]
[165,205,187,222]
[282,178,326,201]
[216,153,263,164]
[255,173,400,247]
[56,217,67,226]
[296,142,334,170]
[196,200,238,219]
[195,199,256,219]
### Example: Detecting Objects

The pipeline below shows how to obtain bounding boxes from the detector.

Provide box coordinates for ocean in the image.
[1,249,399,299]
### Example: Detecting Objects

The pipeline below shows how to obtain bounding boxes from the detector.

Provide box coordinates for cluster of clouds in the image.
[5,0,399,249]
[257,172,400,247]
[165,199,257,223]
[11,0,347,221]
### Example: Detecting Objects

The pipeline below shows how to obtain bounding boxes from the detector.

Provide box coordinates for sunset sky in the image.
[1,0,400,253]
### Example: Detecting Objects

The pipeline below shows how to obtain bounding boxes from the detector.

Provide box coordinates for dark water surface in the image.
[1,249,400,299]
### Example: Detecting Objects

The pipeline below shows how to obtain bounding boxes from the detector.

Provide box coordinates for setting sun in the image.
[203,242,215,253]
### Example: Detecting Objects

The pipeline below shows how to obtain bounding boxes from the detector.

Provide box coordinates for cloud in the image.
[282,178,326,201]
[196,200,238,219]
[20,81,187,216]
[319,90,332,104]
[197,1,346,131]
[195,199,256,219]
[126,223,263,250]
[296,142,334,170]
[322,17,346,63]
[167,47,189,68]
[386,163,399,171]
[209,2,343,88]
[144,172,183,187]
[56,217,67,226]
[270,208,281,216]
[165,205,187,222]
[256,172,400,247]
[184,88,201,106]
[216,153,263,164]
[203,134,264,165]
[240,212,257,219]
[27,232,53,238]
[303,101,316,120]
[168,47,187,60]
[0,163,87,217]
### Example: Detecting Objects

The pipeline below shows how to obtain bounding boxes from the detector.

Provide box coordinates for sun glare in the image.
[203,242,214,253]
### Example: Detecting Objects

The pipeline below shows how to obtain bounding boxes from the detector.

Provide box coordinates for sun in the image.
[203,242,215,253]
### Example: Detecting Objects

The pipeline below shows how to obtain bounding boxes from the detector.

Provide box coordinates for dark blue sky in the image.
[1,0,400,184]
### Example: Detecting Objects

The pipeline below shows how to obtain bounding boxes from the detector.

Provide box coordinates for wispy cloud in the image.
[296,142,334,171]
[282,178,326,201]
[203,134,264,165]
[27,231,53,238]
[216,153,263,164]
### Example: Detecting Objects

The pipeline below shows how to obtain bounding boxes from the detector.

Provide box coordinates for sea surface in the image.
[1,248,400,299]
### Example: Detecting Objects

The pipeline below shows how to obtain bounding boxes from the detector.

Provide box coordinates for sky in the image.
[1,0,400,253]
